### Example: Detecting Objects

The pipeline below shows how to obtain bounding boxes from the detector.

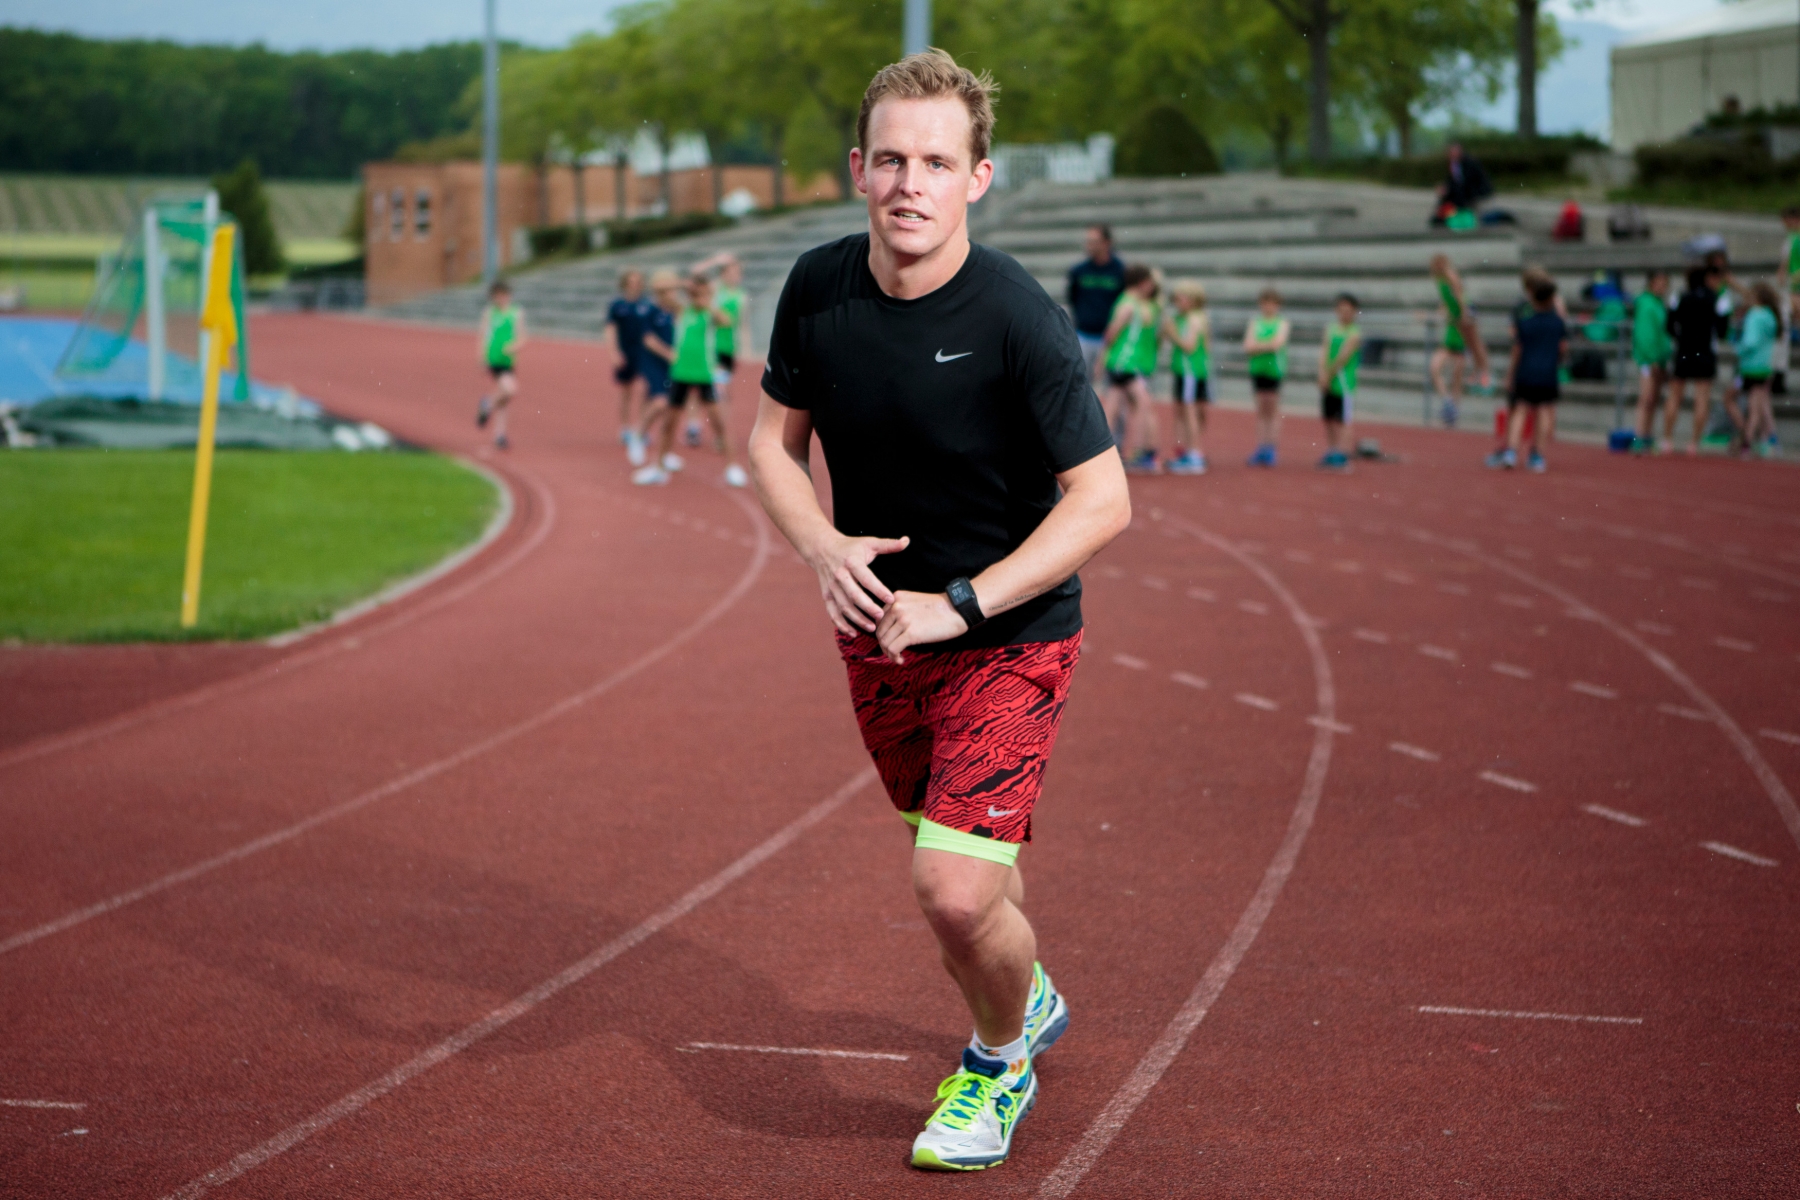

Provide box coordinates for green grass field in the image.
[0,449,499,642]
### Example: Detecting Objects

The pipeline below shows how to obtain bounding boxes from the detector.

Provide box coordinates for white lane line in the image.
[1353,628,1390,644]
[1714,636,1755,652]
[1186,586,1217,602]
[1479,770,1538,793]
[163,767,878,1200]
[1502,546,1533,560]
[1491,662,1534,679]
[1383,570,1415,585]
[679,1042,908,1061]
[1099,564,1124,579]
[1331,561,1363,574]
[1111,654,1149,670]
[0,1099,85,1110]
[1171,671,1209,690]
[1619,566,1653,580]
[1635,621,1674,636]
[1569,682,1619,700]
[1418,1006,1642,1026]
[1701,841,1779,868]
[1389,742,1440,762]
[1,493,772,960]
[0,468,560,774]
[1437,582,1471,595]
[1283,550,1313,564]
[1681,577,1719,590]
[1557,556,1591,569]
[1419,645,1459,662]
[1582,804,1647,827]
[1415,530,1800,856]
[1659,704,1710,721]
[1497,594,1536,608]
[1750,588,1791,602]
[1040,519,1339,1200]
[1140,576,1169,590]
[1234,693,1279,712]
[1760,729,1800,746]
[1238,599,1270,616]
[1308,717,1353,733]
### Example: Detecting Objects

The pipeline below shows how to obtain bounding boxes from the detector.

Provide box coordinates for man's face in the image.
[1335,300,1356,324]
[1084,228,1110,261]
[851,95,993,260]
[1448,143,1463,163]
[1650,274,1668,296]
[621,273,642,298]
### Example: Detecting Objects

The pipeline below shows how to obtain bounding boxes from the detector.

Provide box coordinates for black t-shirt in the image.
[762,233,1114,651]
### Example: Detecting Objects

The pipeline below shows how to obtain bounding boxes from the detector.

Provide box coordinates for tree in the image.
[1340,0,1512,157]
[211,158,283,274]
[1116,105,1221,175]
[1263,0,1344,163]
[1514,0,1566,139]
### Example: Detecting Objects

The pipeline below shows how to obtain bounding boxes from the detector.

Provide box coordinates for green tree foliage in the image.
[1116,105,1221,176]
[211,158,284,274]
[1338,0,1514,156]
[0,28,483,178]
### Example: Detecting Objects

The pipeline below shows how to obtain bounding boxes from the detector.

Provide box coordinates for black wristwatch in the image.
[946,577,986,630]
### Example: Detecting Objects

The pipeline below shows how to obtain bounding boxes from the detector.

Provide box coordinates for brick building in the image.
[362,160,839,306]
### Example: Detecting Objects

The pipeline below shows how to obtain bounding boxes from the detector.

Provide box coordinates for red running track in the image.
[3,312,1798,1198]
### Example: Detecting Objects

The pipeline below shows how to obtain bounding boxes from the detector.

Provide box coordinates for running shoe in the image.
[1440,400,1459,428]
[661,453,685,472]
[476,398,492,429]
[683,422,704,447]
[1485,449,1517,470]
[1245,444,1276,467]
[631,464,670,486]
[1125,448,1160,474]
[1527,451,1547,473]
[1317,450,1350,472]
[911,1049,1037,1171]
[494,433,509,450]
[1023,961,1070,1059]
[625,431,647,467]
[1167,450,1207,475]
[1629,436,1654,455]
[723,463,749,488]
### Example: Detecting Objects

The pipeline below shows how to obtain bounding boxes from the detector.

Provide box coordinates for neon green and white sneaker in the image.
[910,1049,1038,1171]
[1024,961,1070,1059]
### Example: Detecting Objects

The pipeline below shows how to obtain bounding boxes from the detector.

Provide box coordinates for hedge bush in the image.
[1311,134,1602,188]
[524,211,738,261]
[1633,136,1800,188]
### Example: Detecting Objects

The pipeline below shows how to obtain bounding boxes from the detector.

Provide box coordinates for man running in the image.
[748,49,1129,1172]
[475,280,524,450]
[1068,224,1125,385]
[606,269,654,456]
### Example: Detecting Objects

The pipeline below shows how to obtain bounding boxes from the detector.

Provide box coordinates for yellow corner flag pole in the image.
[180,222,240,629]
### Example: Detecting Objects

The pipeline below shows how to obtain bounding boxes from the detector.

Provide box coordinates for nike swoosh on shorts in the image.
[936,350,974,362]
[987,805,1018,818]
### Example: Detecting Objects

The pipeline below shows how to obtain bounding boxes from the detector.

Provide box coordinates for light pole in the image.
[482,0,500,285]
[903,0,930,56]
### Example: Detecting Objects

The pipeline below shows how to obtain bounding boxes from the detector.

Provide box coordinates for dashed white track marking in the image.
[1419,645,1459,662]
[1714,637,1755,652]
[1187,586,1217,602]
[1383,570,1415,584]
[1353,629,1390,644]
[1618,566,1653,580]
[1479,770,1538,793]
[1761,729,1800,747]
[1171,671,1209,690]
[1308,717,1353,733]
[1491,662,1534,679]
[1039,518,1339,1200]
[1497,594,1536,608]
[1417,1006,1642,1026]
[0,1099,85,1110]
[1750,588,1791,603]
[679,1043,908,1062]
[1582,804,1647,827]
[1140,576,1169,590]
[1437,582,1471,595]
[1390,742,1441,762]
[1636,621,1674,636]
[162,767,878,1200]
[1111,654,1148,671]
[1569,682,1618,699]
[0,492,772,960]
[1238,600,1270,615]
[1702,841,1779,867]
[1235,693,1279,711]
[1660,704,1710,721]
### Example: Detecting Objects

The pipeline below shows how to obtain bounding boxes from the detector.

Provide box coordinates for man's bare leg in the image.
[913,848,1034,1047]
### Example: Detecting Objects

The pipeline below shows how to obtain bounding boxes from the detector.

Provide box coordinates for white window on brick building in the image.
[390,188,406,239]
[370,190,386,242]
[414,189,432,237]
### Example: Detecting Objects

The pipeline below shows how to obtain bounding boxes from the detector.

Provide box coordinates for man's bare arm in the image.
[747,391,908,635]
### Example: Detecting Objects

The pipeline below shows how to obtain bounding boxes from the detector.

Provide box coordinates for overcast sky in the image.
[0,0,1738,51]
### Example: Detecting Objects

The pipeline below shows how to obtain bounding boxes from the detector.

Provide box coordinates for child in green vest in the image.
[1629,270,1671,451]
[634,272,748,487]
[475,280,525,449]
[1242,287,1290,466]
[1428,254,1488,427]
[1315,293,1362,471]
[1160,279,1209,474]
[1101,264,1163,472]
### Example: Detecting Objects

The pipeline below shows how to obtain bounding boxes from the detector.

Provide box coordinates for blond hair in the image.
[1171,279,1206,307]
[858,49,998,165]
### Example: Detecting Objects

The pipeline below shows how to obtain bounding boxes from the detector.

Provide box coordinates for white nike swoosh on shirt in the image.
[936,350,973,362]
[987,806,1018,818]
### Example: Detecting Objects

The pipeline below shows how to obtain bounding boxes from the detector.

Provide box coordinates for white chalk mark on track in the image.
[1761,729,1800,747]
[1417,1006,1642,1025]
[1414,530,1800,856]
[0,491,770,959]
[1569,682,1618,699]
[1235,693,1279,712]
[1714,636,1755,652]
[1111,654,1149,671]
[1353,629,1390,644]
[1171,671,1209,690]
[1390,742,1441,762]
[1187,587,1217,602]
[0,1099,85,1110]
[1582,804,1647,827]
[1491,662,1534,679]
[1419,645,1459,662]
[1039,518,1337,1200]
[1479,770,1538,793]
[1308,717,1353,733]
[1701,841,1779,867]
[161,767,879,1200]
[679,1043,908,1061]
[1659,704,1710,721]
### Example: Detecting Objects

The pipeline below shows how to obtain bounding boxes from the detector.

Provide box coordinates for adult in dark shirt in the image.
[605,269,656,451]
[1435,142,1493,216]
[749,49,1128,1173]
[1489,278,1567,471]
[1067,225,1125,382]
[1665,265,1731,453]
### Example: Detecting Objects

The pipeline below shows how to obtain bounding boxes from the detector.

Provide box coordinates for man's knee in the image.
[913,848,1011,950]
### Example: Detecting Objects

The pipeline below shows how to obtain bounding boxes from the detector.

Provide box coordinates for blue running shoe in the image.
[1023,961,1070,1058]
[912,1049,1037,1171]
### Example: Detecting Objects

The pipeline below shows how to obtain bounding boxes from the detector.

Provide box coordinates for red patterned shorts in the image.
[838,630,1083,846]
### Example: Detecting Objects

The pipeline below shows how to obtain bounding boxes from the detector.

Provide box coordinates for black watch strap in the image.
[946,576,986,630]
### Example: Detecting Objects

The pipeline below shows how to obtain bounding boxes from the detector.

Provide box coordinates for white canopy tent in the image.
[1611,0,1800,150]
